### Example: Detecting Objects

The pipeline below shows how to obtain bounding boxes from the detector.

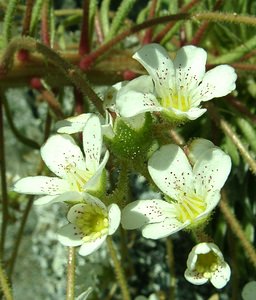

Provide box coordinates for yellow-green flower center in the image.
[161,93,191,112]
[175,192,206,223]
[66,164,93,192]
[195,251,220,278]
[75,203,109,242]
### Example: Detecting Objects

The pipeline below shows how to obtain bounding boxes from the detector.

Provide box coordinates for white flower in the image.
[58,194,120,256]
[13,115,109,205]
[116,43,237,121]
[184,242,231,289]
[121,139,231,238]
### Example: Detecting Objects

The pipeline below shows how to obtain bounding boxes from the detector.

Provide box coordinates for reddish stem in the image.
[153,0,199,43]
[190,0,223,45]
[41,0,50,46]
[79,0,90,55]
[142,0,158,45]
[17,0,35,62]
[79,12,189,70]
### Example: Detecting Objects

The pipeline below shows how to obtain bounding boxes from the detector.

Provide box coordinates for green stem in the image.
[79,0,91,55]
[207,103,256,175]
[220,192,256,269]
[1,96,40,149]
[0,263,13,300]
[8,198,33,277]
[0,36,105,116]
[21,0,34,36]
[66,247,76,300]
[2,0,20,46]
[106,0,137,42]
[210,35,256,64]
[166,238,176,300]
[0,98,8,259]
[106,237,131,300]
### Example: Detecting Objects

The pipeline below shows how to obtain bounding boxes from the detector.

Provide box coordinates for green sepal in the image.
[105,113,155,161]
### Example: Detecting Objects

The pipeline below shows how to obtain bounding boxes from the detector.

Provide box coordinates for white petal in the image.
[148,144,193,199]
[41,134,86,179]
[84,150,109,191]
[192,190,220,222]
[121,199,172,230]
[211,262,231,289]
[82,114,102,172]
[117,90,161,117]
[108,204,121,235]
[163,106,206,121]
[174,46,207,91]
[192,65,237,102]
[67,195,106,223]
[56,113,92,134]
[193,242,213,255]
[193,147,231,192]
[116,76,161,118]
[141,217,187,239]
[133,44,175,98]
[34,191,83,206]
[13,176,69,195]
[57,224,84,246]
[188,139,215,165]
[34,195,58,205]
[184,269,208,285]
[78,236,106,256]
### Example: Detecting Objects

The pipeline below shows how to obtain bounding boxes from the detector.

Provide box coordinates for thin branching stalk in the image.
[2,0,20,46]
[166,238,176,300]
[142,0,158,44]
[0,263,13,300]
[22,0,34,36]
[41,0,51,46]
[106,237,131,300]
[30,0,44,36]
[153,0,200,43]
[207,103,256,175]
[1,96,40,149]
[40,89,64,119]
[66,247,76,300]
[8,198,33,277]
[94,10,104,44]
[79,0,91,55]
[105,0,137,42]
[0,98,9,258]
[190,0,223,45]
[0,37,105,115]
[220,192,256,269]
[100,0,110,37]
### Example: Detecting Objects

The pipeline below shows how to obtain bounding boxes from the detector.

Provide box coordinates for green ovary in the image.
[76,204,109,242]
[195,251,220,278]
[175,193,206,223]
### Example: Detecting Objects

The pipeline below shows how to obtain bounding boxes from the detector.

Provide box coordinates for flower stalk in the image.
[106,237,131,300]
[66,247,76,300]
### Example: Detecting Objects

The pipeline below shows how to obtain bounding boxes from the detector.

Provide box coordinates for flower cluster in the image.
[13,43,236,289]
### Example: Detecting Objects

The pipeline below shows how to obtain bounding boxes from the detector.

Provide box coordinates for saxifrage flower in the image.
[13,115,109,205]
[58,194,120,256]
[116,43,237,122]
[184,242,231,289]
[121,139,231,238]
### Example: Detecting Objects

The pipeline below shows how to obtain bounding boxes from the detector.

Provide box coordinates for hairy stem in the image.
[66,247,76,300]
[0,97,8,258]
[107,237,131,300]
[220,192,256,269]
[0,263,13,300]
